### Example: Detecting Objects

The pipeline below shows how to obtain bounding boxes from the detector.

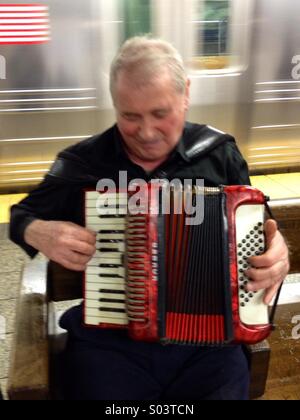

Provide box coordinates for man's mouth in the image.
[139,139,161,148]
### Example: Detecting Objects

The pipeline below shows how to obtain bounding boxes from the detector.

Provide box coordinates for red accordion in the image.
[84,184,273,345]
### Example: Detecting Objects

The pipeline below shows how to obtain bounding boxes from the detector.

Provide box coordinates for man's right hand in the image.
[24,220,97,271]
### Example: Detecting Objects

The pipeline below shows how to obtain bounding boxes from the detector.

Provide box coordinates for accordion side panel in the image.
[224,186,272,344]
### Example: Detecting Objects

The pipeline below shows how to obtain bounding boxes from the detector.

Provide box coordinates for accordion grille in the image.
[162,193,232,345]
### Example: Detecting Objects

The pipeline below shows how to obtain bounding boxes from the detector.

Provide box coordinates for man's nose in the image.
[139,120,156,141]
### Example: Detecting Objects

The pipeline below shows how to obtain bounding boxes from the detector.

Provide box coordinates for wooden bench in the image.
[7,258,271,400]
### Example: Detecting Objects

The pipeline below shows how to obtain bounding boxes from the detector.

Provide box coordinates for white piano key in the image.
[99,302,126,310]
[97,233,125,240]
[99,292,125,301]
[86,266,125,277]
[85,315,128,326]
[85,290,125,301]
[86,191,128,201]
[85,307,126,318]
[88,250,124,265]
[85,307,128,322]
[98,286,126,294]
[98,217,126,224]
[89,215,125,228]
[96,193,128,202]
[89,254,123,264]
[86,274,125,284]
[85,295,126,308]
[86,207,127,216]
[97,242,125,252]
[86,266,126,278]
[87,217,126,227]
[86,204,125,211]
[86,299,126,309]
[85,289,125,298]
[86,282,125,292]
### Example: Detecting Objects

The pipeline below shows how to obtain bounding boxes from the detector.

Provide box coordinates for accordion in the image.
[84,184,273,345]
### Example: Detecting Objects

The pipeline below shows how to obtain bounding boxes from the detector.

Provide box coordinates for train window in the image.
[189,0,253,72]
[194,1,230,55]
[119,0,152,41]
[192,0,231,70]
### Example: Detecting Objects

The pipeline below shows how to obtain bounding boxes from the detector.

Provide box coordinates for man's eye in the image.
[154,112,167,119]
[123,114,138,121]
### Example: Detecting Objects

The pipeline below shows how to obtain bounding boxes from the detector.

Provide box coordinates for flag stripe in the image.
[0,13,48,18]
[0,5,47,12]
[0,36,50,43]
[0,4,50,44]
[0,25,50,30]
[0,18,49,23]
[0,31,49,36]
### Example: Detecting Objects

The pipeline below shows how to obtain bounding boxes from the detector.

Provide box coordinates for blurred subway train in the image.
[0,0,300,193]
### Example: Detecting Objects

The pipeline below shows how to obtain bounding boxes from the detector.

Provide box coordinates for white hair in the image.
[110,36,187,99]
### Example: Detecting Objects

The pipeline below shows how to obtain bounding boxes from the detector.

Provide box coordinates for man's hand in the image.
[246,219,290,304]
[25,220,96,271]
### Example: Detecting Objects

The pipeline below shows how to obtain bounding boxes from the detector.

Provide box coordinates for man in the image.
[10,37,289,400]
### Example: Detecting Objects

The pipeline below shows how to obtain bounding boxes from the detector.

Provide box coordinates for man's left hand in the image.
[245,219,290,304]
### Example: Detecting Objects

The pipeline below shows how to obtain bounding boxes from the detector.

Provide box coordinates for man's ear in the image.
[184,78,191,110]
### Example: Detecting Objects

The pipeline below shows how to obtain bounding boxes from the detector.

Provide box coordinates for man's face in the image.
[113,69,190,169]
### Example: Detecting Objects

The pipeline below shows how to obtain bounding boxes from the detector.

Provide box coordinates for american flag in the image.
[0,3,51,45]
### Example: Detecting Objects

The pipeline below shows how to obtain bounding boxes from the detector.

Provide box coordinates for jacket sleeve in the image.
[225,140,251,185]
[9,179,79,258]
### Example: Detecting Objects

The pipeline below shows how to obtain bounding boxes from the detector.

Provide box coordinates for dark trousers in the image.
[60,305,250,400]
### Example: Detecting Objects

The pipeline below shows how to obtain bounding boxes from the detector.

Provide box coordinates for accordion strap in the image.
[47,152,99,185]
[152,124,228,179]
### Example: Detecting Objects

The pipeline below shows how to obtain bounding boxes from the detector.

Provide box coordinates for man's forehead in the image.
[116,67,174,90]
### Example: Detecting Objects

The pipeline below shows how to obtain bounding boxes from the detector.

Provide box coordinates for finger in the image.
[246,259,285,283]
[245,260,286,291]
[65,250,92,266]
[65,223,97,245]
[54,251,87,271]
[69,240,96,256]
[264,219,278,248]
[59,258,86,272]
[248,232,286,269]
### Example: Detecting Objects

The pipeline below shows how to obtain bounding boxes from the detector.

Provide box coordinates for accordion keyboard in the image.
[85,191,128,326]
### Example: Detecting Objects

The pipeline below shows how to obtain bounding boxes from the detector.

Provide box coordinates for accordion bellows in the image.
[84,184,272,345]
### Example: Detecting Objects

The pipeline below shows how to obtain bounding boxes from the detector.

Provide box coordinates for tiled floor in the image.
[0,224,29,399]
